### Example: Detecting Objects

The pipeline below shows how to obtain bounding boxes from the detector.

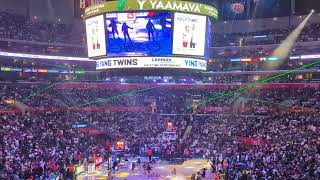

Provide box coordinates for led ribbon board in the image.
[96,57,207,70]
[84,0,218,19]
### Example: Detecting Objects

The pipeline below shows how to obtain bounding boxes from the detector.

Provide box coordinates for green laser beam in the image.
[23,80,66,101]
[67,84,169,109]
[5,61,317,111]
[202,89,316,112]
[242,97,291,107]
[1,80,65,110]
[206,92,292,108]
[33,61,72,69]
[69,61,320,110]
[193,60,320,108]
[241,97,319,112]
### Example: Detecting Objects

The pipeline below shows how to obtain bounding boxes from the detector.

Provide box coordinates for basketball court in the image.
[77,158,214,180]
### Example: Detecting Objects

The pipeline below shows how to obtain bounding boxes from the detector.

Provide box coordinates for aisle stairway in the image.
[180,124,193,143]
[11,100,29,114]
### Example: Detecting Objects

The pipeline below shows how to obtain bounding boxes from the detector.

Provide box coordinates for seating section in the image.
[0,82,319,179]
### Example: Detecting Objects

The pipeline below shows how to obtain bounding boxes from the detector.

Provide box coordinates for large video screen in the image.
[86,15,107,58]
[85,10,213,70]
[105,11,172,57]
[172,13,207,56]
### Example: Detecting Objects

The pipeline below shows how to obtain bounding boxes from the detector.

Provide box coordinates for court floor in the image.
[77,158,214,180]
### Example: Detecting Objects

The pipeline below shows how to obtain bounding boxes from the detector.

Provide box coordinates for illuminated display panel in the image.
[86,15,107,57]
[172,12,207,56]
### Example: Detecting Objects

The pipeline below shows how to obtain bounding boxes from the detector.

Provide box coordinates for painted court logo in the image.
[118,0,127,10]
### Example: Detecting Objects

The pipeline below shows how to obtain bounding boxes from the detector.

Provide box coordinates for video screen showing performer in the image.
[105,11,172,56]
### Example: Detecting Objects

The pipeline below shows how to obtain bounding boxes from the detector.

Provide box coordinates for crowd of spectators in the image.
[0,7,320,179]
[0,11,86,56]
[0,10,319,178]
[0,12,80,44]
[213,23,320,47]
[1,11,319,47]
[187,112,320,179]
[207,59,320,72]
[210,43,320,60]
[210,23,320,60]
[0,112,99,179]
[1,82,320,111]
[0,82,319,179]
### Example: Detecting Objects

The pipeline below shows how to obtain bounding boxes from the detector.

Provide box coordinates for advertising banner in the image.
[240,137,268,146]
[84,0,218,19]
[55,83,320,90]
[96,57,207,70]
[86,15,107,57]
[199,106,227,113]
[3,99,15,104]
[172,13,207,56]
[105,11,172,57]
[116,140,125,151]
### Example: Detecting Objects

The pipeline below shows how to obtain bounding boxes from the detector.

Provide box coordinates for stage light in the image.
[185,166,194,169]
[311,9,315,13]
[120,78,124,82]
[268,10,313,69]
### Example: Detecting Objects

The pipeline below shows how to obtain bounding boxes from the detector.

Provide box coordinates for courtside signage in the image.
[96,57,207,70]
[84,0,218,19]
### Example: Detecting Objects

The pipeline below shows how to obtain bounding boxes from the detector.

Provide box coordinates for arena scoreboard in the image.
[84,0,218,71]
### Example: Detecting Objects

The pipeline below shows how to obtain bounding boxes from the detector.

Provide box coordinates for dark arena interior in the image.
[1,0,320,179]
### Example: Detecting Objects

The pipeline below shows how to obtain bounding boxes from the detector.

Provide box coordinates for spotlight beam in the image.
[268,11,314,69]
